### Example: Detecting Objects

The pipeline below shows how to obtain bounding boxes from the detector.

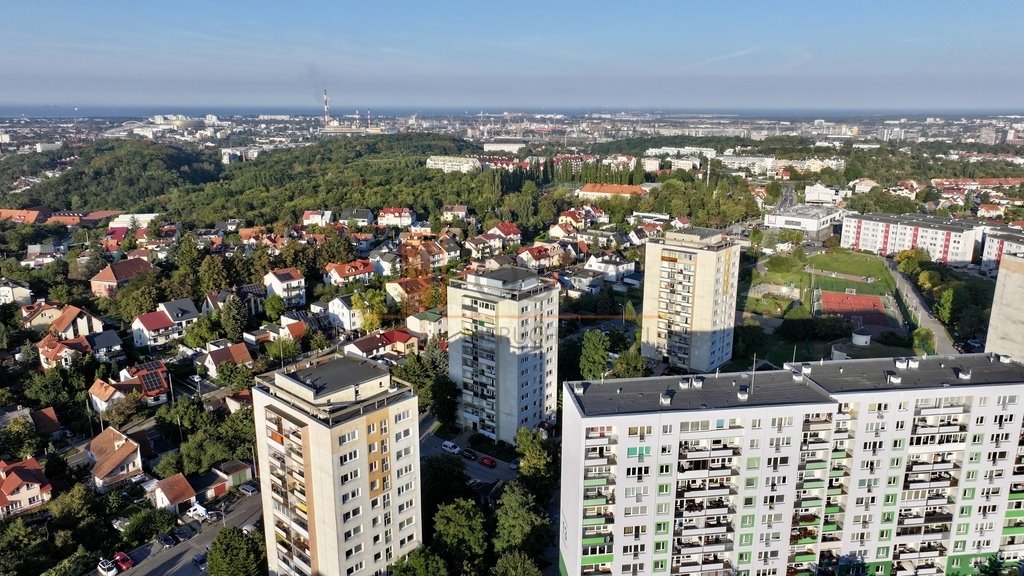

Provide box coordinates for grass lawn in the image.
[813,276,891,296]
[740,296,792,318]
[724,338,834,372]
[808,251,888,278]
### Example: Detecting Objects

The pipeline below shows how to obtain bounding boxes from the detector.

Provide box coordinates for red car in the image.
[479,455,497,468]
[113,551,134,571]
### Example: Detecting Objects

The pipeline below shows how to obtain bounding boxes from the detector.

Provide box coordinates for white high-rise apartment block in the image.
[841,213,983,266]
[981,229,1024,274]
[253,353,422,576]
[447,266,559,444]
[425,155,482,173]
[560,353,1024,576]
[987,253,1024,361]
[640,228,740,373]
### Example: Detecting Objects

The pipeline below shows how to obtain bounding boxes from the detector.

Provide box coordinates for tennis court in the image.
[818,290,898,335]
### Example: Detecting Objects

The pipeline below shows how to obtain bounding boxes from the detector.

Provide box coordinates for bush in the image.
[878,331,913,348]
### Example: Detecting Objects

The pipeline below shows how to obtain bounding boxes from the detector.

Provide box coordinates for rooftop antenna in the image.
[322,90,330,129]
[750,353,757,396]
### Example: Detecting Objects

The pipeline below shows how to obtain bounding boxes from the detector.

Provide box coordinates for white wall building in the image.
[982,229,1024,273]
[446,267,559,444]
[425,156,482,173]
[841,213,983,266]
[764,204,843,241]
[804,183,852,206]
[560,353,1024,576]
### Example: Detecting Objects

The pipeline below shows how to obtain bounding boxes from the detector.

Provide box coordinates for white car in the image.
[97,559,119,576]
[239,482,259,496]
[441,441,461,455]
[189,375,202,384]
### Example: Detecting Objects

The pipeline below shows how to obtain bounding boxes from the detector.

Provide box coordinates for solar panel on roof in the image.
[140,371,165,394]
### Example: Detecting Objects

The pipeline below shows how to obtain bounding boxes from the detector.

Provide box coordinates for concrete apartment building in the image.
[763,204,843,241]
[987,253,1024,361]
[447,266,559,444]
[841,213,983,266]
[640,228,740,373]
[253,353,422,576]
[425,155,481,173]
[981,228,1024,274]
[560,353,1024,576]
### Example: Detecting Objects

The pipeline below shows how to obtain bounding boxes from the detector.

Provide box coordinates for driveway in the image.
[123,492,265,576]
[418,415,521,485]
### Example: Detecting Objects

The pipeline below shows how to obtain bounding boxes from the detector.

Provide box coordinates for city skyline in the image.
[3,1,1024,110]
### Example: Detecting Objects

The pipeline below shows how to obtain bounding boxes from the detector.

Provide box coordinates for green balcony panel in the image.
[581,554,614,565]
[796,553,817,562]
[584,478,608,487]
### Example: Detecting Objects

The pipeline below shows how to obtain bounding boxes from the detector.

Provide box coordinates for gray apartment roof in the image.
[288,354,390,398]
[568,353,1024,417]
[478,266,537,284]
[776,204,841,219]
[683,226,725,239]
[567,370,836,416]
[797,353,1024,395]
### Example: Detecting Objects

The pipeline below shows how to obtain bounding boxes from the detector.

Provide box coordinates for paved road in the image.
[127,493,265,576]
[418,414,521,485]
[884,259,957,355]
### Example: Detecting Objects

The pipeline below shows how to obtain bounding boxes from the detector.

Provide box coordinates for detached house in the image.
[0,458,52,519]
[487,222,523,247]
[0,278,32,306]
[301,210,333,227]
[312,294,364,332]
[442,205,469,222]
[89,360,171,411]
[151,473,197,515]
[263,267,306,308]
[584,251,636,282]
[88,427,143,493]
[377,207,415,228]
[324,259,376,286]
[49,305,105,340]
[195,340,253,379]
[90,258,155,298]
[202,284,266,317]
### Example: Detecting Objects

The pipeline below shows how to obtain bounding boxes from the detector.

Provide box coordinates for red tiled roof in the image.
[268,267,303,282]
[29,407,61,435]
[325,259,375,280]
[0,457,51,505]
[379,207,412,216]
[491,221,522,236]
[89,379,122,402]
[286,322,306,340]
[135,310,173,332]
[50,305,89,335]
[88,427,139,482]
[381,329,415,344]
[156,473,196,505]
[91,258,154,284]
[578,183,646,196]
[208,343,253,366]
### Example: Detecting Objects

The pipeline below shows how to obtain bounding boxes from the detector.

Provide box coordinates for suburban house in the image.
[20,300,62,332]
[324,259,376,286]
[88,427,143,493]
[337,208,375,227]
[37,333,97,370]
[312,294,364,332]
[90,258,155,298]
[406,307,447,341]
[487,222,523,246]
[49,305,105,340]
[88,379,125,413]
[118,361,171,406]
[575,182,647,201]
[567,268,605,296]
[978,203,1006,218]
[0,278,32,306]
[132,310,177,348]
[548,223,577,240]
[442,205,470,222]
[301,210,333,227]
[263,267,306,308]
[195,340,253,379]
[369,251,402,276]
[0,458,52,519]
[159,298,201,332]
[384,275,441,314]
[87,330,125,363]
[150,473,197,514]
[344,328,419,358]
[466,233,504,259]
[377,207,415,228]
[584,251,637,282]
[559,210,587,229]
[28,407,63,442]
[202,284,266,317]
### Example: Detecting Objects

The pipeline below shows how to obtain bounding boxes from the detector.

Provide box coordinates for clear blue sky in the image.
[2,1,1023,111]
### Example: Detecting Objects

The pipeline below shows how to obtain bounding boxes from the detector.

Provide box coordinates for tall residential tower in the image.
[987,252,1024,361]
[253,352,422,576]
[640,228,740,373]
[447,266,559,444]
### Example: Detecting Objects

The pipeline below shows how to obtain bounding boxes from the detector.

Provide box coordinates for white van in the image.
[441,441,461,455]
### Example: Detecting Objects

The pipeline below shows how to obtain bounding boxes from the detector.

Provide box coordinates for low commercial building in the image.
[763,204,843,241]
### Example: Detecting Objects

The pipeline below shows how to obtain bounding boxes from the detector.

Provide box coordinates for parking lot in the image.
[419,418,521,486]
[111,490,265,576]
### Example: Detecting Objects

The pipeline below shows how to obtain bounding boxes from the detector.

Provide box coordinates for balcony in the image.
[822,522,842,533]
[830,449,849,459]
[829,466,848,478]
[798,497,823,508]
[800,460,828,471]
[916,404,964,416]
[585,434,617,446]
[908,459,956,472]
[804,417,833,432]
[904,472,955,490]
[799,479,826,490]
[790,528,818,546]
[1003,520,1024,535]
[893,544,946,560]
[679,443,740,459]
[1011,484,1024,500]
[791,550,818,563]
[678,499,732,517]
[583,495,614,506]
[583,474,616,487]
[679,483,734,498]
[582,513,614,526]
[824,502,843,514]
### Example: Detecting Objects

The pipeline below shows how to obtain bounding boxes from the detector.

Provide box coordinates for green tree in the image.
[116,270,161,319]
[913,327,936,353]
[514,427,556,500]
[265,338,301,364]
[207,526,265,576]
[353,289,388,331]
[623,300,637,325]
[420,455,473,543]
[976,554,1007,576]
[39,544,95,576]
[309,331,331,351]
[154,451,183,479]
[0,416,41,458]
[433,499,488,576]
[917,270,942,292]
[121,508,176,549]
[217,361,254,392]
[221,296,249,341]
[429,375,459,428]
[611,347,650,378]
[198,255,229,295]
[494,481,551,557]
[264,293,285,321]
[103,391,142,428]
[183,314,222,348]
[579,330,610,380]
[492,550,543,576]
[391,547,450,576]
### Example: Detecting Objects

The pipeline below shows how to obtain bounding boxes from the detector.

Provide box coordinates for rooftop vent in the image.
[801,363,812,375]
[895,358,909,370]
[573,382,585,394]
[737,385,749,401]
[957,368,972,380]
[908,358,920,369]
[792,371,804,382]
[1000,354,1013,364]
[887,372,902,385]
[692,376,704,389]
[659,391,672,406]
[616,387,622,395]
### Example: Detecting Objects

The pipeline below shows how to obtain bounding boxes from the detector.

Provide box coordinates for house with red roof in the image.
[48,305,104,340]
[978,204,1006,219]
[575,183,647,201]
[29,408,62,441]
[324,259,376,286]
[20,300,62,333]
[301,210,334,227]
[88,427,143,493]
[344,328,419,358]
[117,361,171,406]
[151,473,197,514]
[37,333,93,370]
[377,207,415,228]
[559,210,586,229]
[487,222,523,246]
[195,340,254,379]
[131,310,176,348]
[0,458,52,519]
[516,244,560,271]
[90,258,155,298]
[263,267,306,308]
[385,276,442,314]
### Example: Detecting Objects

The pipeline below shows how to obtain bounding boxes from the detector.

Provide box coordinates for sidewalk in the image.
[883,260,957,355]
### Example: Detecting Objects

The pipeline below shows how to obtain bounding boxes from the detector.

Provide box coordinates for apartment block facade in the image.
[560,353,1024,576]
[447,266,559,444]
[640,228,740,373]
[253,353,422,576]
[840,213,982,266]
[981,229,1024,274]
[987,253,1024,362]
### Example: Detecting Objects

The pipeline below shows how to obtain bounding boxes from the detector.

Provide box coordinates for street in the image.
[126,492,265,576]
[883,259,957,354]
[418,414,521,485]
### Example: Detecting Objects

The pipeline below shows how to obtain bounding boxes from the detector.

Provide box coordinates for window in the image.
[394,410,410,424]
[339,449,359,465]
[747,457,760,470]
[344,525,363,541]
[339,430,358,445]
[655,522,669,535]
[739,533,753,546]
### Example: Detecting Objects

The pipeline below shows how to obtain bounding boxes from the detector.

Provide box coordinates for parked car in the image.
[97,559,119,576]
[243,523,258,535]
[206,510,224,523]
[189,375,202,384]
[239,482,259,496]
[156,532,177,548]
[460,448,478,461]
[441,441,461,455]
[478,455,496,468]
[113,552,133,571]
[509,458,521,471]
[192,552,208,571]
[173,525,195,541]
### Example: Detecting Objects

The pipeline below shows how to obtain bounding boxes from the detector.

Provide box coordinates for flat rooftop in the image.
[567,371,835,416]
[795,353,1024,394]
[567,353,1024,417]
[776,204,840,219]
[286,354,390,399]
[850,212,980,234]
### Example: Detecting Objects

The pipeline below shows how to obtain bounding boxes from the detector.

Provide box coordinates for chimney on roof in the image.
[659,391,671,406]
